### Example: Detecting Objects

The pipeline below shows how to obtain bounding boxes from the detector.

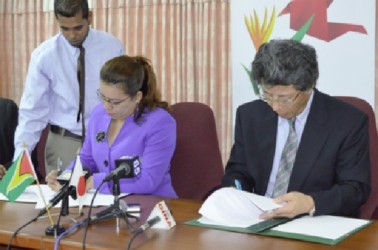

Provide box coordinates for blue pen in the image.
[234,179,242,190]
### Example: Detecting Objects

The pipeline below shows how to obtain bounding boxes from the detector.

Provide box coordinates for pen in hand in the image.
[234,179,242,190]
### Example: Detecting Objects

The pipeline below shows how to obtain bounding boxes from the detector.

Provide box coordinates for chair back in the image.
[335,96,378,219]
[170,102,224,200]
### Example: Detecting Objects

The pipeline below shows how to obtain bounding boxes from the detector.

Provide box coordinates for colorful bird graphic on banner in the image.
[279,0,367,42]
[243,0,368,94]
[243,6,312,94]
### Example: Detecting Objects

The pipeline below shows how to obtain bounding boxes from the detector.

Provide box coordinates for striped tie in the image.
[272,118,298,197]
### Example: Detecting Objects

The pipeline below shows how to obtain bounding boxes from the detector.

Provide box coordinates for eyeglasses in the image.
[259,88,301,105]
[96,89,130,106]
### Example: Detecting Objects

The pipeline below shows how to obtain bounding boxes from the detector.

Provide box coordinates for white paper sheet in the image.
[271,215,370,240]
[198,187,282,228]
[0,184,42,203]
[0,184,129,209]
[34,185,129,209]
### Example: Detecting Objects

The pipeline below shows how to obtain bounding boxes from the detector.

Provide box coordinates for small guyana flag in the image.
[0,149,36,202]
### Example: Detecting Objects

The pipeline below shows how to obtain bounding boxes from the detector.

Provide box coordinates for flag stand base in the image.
[45,224,66,236]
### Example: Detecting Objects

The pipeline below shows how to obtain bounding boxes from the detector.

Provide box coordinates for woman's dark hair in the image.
[100,55,169,123]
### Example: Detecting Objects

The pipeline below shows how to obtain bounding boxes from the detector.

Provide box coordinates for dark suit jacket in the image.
[222,89,371,217]
[0,98,18,167]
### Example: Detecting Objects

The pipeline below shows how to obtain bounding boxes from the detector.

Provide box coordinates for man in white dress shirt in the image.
[13,0,125,175]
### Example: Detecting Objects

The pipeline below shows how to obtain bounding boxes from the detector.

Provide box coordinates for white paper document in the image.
[0,184,42,203]
[196,187,371,242]
[271,215,370,240]
[0,184,129,209]
[198,187,282,228]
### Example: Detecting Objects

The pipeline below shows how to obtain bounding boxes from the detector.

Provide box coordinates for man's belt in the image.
[50,125,82,140]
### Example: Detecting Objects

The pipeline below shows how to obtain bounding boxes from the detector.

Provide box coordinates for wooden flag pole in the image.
[23,143,54,226]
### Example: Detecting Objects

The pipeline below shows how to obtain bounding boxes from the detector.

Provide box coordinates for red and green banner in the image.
[231,0,375,118]
[0,150,36,202]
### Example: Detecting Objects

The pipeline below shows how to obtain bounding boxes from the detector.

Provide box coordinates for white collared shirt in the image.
[13,29,125,160]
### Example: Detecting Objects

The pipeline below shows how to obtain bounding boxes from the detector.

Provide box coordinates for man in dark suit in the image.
[0,97,18,178]
[222,39,370,218]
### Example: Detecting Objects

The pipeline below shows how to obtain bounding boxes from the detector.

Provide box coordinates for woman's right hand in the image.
[45,170,62,192]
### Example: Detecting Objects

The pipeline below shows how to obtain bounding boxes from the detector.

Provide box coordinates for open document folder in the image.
[186,187,372,245]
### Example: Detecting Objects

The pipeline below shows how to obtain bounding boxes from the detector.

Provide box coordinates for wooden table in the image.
[1,195,378,250]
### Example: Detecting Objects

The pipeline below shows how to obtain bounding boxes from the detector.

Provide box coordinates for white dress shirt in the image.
[13,28,125,160]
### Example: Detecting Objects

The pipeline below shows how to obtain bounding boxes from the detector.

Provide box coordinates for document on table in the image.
[0,184,129,209]
[0,184,42,203]
[265,215,371,241]
[186,187,372,245]
[198,187,283,228]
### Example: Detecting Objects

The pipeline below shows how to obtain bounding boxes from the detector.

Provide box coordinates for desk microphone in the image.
[103,156,141,182]
[38,183,72,217]
[135,216,161,233]
[103,164,130,182]
[39,167,91,217]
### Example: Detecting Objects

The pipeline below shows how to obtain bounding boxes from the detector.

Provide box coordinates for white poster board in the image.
[231,0,376,124]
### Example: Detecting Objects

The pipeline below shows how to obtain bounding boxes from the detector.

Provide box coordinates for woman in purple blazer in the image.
[47,55,177,198]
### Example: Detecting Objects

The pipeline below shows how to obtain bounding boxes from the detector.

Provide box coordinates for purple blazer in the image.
[73,104,177,198]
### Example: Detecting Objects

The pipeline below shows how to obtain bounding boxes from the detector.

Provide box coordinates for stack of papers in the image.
[198,187,282,228]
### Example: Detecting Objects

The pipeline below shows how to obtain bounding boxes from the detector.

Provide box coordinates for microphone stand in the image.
[45,185,73,236]
[113,178,122,233]
[87,177,136,233]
